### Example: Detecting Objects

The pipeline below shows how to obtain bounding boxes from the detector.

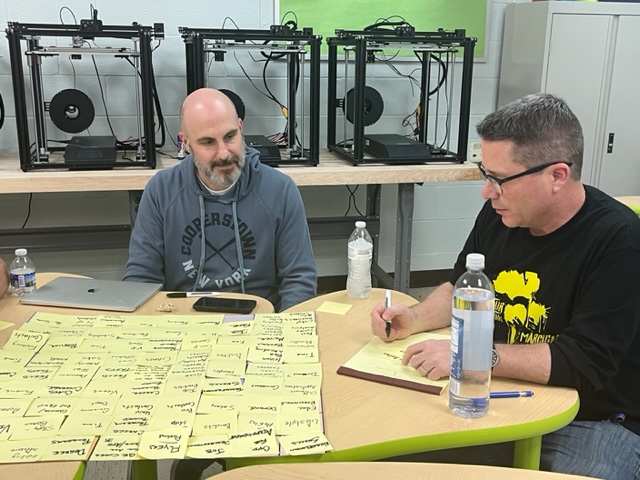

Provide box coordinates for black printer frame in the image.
[326,28,476,166]
[6,20,161,171]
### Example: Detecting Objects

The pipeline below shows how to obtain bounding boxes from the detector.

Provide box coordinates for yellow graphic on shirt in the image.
[493,270,555,344]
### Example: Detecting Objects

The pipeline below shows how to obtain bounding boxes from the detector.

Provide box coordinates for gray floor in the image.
[83,286,437,480]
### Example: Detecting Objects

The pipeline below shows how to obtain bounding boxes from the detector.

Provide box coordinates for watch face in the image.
[491,349,499,368]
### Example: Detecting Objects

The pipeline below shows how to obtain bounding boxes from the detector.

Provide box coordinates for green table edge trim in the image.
[225,396,579,471]
[131,459,158,480]
[628,204,640,215]
[73,462,86,480]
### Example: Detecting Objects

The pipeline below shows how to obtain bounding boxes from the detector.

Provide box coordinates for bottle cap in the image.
[355,221,366,228]
[466,253,485,270]
[15,248,27,256]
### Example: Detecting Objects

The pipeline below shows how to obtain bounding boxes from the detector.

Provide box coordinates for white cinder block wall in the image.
[0,1,518,281]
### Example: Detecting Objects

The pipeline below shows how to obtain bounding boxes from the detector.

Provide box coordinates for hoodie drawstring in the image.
[194,191,246,294]
[232,200,246,294]
[194,192,207,292]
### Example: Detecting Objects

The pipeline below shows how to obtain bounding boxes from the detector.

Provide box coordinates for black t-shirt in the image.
[450,185,640,435]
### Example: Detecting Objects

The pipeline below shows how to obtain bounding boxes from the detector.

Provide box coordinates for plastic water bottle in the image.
[346,221,373,298]
[10,248,36,297]
[449,253,495,418]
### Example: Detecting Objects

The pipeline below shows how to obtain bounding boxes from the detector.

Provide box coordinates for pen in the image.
[490,390,534,399]
[166,292,221,298]
[384,289,392,338]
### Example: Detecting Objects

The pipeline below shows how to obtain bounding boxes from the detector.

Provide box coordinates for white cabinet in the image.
[498,2,640,196]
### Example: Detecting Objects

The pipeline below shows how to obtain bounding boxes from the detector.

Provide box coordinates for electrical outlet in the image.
[468,141,482,162]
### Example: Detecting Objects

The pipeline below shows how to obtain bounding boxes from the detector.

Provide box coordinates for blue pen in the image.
[490,390,534,399]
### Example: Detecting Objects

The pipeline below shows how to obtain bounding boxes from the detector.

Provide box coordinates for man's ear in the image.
[238,118,243,133]
[178,131,189,152]
[551,162,572,192]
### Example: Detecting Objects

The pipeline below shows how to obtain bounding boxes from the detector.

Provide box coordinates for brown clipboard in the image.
[337,365,445,395]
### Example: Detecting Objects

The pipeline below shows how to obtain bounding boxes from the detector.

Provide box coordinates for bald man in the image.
[124,88,316,311]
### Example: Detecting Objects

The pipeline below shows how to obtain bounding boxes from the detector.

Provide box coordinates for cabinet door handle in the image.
[607,133,615,154]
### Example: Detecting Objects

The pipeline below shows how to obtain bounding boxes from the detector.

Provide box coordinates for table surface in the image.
[0,461,83,480]
[0,272,274,347]
[0,284,578,477]
[209,462,598,480]
[225,289,578,470]
[0,151,480,193]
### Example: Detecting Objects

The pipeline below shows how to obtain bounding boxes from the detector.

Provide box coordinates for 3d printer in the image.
[326,27,476,165]
[179,25,321,166]
[6,10,164,171]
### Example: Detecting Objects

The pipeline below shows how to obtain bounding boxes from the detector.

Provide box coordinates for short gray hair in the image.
[476,93,583,180]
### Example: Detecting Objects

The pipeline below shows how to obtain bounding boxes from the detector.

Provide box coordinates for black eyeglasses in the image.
[476,161,573,194]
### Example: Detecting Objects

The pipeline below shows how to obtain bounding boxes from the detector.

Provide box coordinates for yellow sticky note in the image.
[3,329,49,351]
[148,410,196,431]
[138,428,189,459]
[244,363,284,378]
[202,377,243,396]
[11,414,66,440]
[15,366,60,382]
[0,438,48,463]
[209,345,249,363]
[28,312,69,328]
[238,394,281,415]
[196,395,240,415]
[186,434,232,459]
[238,412,278,432]
[316,301,353,315]
[0,381,46,398]
[164,378,203,396]
[0,398,32,417]
[81,380,126,398]
[0,320,13,331]
[69,396,119,416]
[282,376,321,397]
[26,396,78,416]
[281,395,322,415]
[278,413,322,435]
[41,436,94,461]
[192,411,238,436]
[39,336,85,353]
[58,413,112,436]
[0,419,16,441]
[155,395,201,416]
[279,432,333,456]
[205,359,247,378]
[91,435,140,460]
[228,428,278,457]
[282,347,318,364]
[242,376,283,396]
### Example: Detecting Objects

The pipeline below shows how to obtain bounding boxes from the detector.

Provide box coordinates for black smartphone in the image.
[192,297,257,314]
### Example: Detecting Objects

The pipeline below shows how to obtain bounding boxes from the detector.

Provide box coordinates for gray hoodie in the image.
[124,146,317,311]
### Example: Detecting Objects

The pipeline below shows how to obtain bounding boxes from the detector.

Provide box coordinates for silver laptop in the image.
[20,277,162,312]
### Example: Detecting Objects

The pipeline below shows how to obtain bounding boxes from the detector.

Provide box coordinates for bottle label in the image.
[450,315,463,393]
[451,308,493,372]
[10,271,36,289]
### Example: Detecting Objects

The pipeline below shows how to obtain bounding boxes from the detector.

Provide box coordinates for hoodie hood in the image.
[181,146,262,203]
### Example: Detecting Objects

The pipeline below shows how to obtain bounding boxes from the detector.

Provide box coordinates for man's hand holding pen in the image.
[370,294,416,342]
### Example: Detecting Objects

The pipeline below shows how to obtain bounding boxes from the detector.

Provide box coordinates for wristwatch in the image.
[491,345,499,370]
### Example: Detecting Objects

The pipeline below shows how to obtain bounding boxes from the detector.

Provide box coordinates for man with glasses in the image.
[372,93,640,478]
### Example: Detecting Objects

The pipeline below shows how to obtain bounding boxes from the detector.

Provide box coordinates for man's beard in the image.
[196,147,246,189]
